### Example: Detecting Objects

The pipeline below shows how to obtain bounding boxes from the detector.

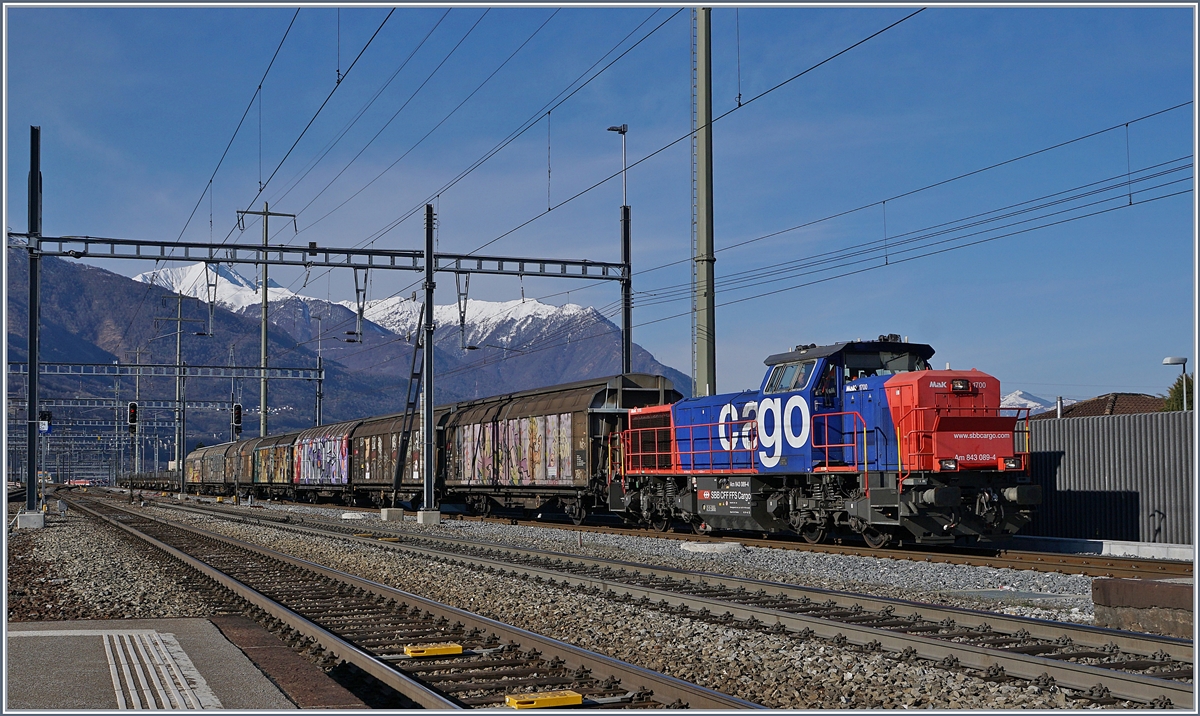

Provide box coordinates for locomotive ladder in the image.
[391,328,425,506]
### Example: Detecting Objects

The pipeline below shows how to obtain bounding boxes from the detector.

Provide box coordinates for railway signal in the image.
[232,403,242,434]
[127,401,138,434]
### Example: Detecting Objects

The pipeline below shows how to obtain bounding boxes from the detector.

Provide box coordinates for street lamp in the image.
[607,124,627,206]
[1163,356,1189,410]
[607,123,632,375]
[1156,355,1185,376]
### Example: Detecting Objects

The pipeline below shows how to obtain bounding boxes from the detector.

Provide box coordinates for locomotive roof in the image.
[764,340,935,366]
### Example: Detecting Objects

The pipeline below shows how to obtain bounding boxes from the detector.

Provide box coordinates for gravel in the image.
[9,494,1135,709]
[225,499,1096,623]
[147,506,1103,709]
[6,510,217,622]
[149,498,1156,710]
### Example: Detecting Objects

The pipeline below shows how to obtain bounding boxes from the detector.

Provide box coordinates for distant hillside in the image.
[135,260,691,398]
[8,251,690,451]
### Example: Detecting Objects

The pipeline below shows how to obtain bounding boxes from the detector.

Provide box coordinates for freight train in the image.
[129,336,1039,546]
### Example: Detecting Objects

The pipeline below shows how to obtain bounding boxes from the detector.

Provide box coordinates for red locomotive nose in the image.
[885,369,1026,476]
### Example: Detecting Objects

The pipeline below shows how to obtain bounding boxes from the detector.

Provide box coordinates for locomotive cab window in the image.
[765,360,816,393]
[844,351,930,380]
[814,361,839,398]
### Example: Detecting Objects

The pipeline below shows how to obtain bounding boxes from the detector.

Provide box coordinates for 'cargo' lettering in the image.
[757,398,781,467]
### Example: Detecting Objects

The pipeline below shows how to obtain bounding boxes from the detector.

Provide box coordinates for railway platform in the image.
[5,616,364,710]
[1092,577,1194,639]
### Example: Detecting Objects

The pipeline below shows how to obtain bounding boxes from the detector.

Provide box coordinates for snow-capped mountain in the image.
[126,261,692,399]
[133,262,294,311]
[1001,390,1076,415]
[133,262,595,349]
[346,295,600,348]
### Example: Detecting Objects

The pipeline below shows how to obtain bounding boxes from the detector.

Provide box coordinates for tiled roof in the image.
[1030,393,1166,419]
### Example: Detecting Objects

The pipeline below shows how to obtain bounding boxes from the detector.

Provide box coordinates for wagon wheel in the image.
[800,523,826,545]
[569,504,588,526]
[861,527,892,549]
[651,512,673,532]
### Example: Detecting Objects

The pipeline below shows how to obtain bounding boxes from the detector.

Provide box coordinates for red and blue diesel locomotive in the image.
[614,336,1040,546]
[163,335,1038,546]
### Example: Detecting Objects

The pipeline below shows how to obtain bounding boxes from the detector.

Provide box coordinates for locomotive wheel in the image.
[800,523,826,545]
[651,513,672,532]
[862,527,892,549]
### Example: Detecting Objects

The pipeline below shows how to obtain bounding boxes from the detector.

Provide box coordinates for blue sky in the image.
[4,6,1195,400]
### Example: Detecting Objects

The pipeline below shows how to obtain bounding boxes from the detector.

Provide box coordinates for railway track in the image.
[145,496,1194,709]
[118,490,1191,579]
[66,495,760,710]
[459,514,1193,581]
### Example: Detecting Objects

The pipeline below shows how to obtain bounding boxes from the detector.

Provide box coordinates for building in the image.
[1030,392,1165,420]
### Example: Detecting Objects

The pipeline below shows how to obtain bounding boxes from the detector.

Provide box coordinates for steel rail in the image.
[460,515,1193,580]
[69,497,460,709]
[73,496,761,710]
[112,488,1193,579]
[148,497,1193,708]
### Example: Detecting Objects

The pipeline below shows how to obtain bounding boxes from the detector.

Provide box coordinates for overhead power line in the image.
[632,158,1193,305]
[332,161,1190,378]
[221,8,396,244]
[284,9,559,241]
[349,8,683,252]
[119,10,301,348]
[175,9,301,244]
[634,188,1190,330]
[273,9,672,298]
[463,7,926,256]
[264,9,454,212]
[172,95,1200,375]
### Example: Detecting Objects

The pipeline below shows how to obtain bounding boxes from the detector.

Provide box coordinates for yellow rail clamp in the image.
[215,497,224,503]
[378,537,401,542]
[354,533,375,538]
[505,690,583,709]
[403,642,463,657]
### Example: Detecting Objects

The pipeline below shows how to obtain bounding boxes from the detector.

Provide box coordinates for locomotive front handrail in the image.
[622,417,758,475]
[894,406,1030,491]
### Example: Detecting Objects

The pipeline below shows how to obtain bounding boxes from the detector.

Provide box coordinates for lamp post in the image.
[1163,356,1189,410]
[607,124,628,205]
[607,123,632,375]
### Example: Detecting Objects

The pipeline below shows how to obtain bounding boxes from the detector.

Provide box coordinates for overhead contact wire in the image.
[220,8,395,244]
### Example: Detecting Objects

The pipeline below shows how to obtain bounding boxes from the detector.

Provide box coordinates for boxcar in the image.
[438,374,680,521]
[254,434,297,491]
[231,437,265,491]
[294,421,361,498]
[187,444,222,488]
[349,412,422,503]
